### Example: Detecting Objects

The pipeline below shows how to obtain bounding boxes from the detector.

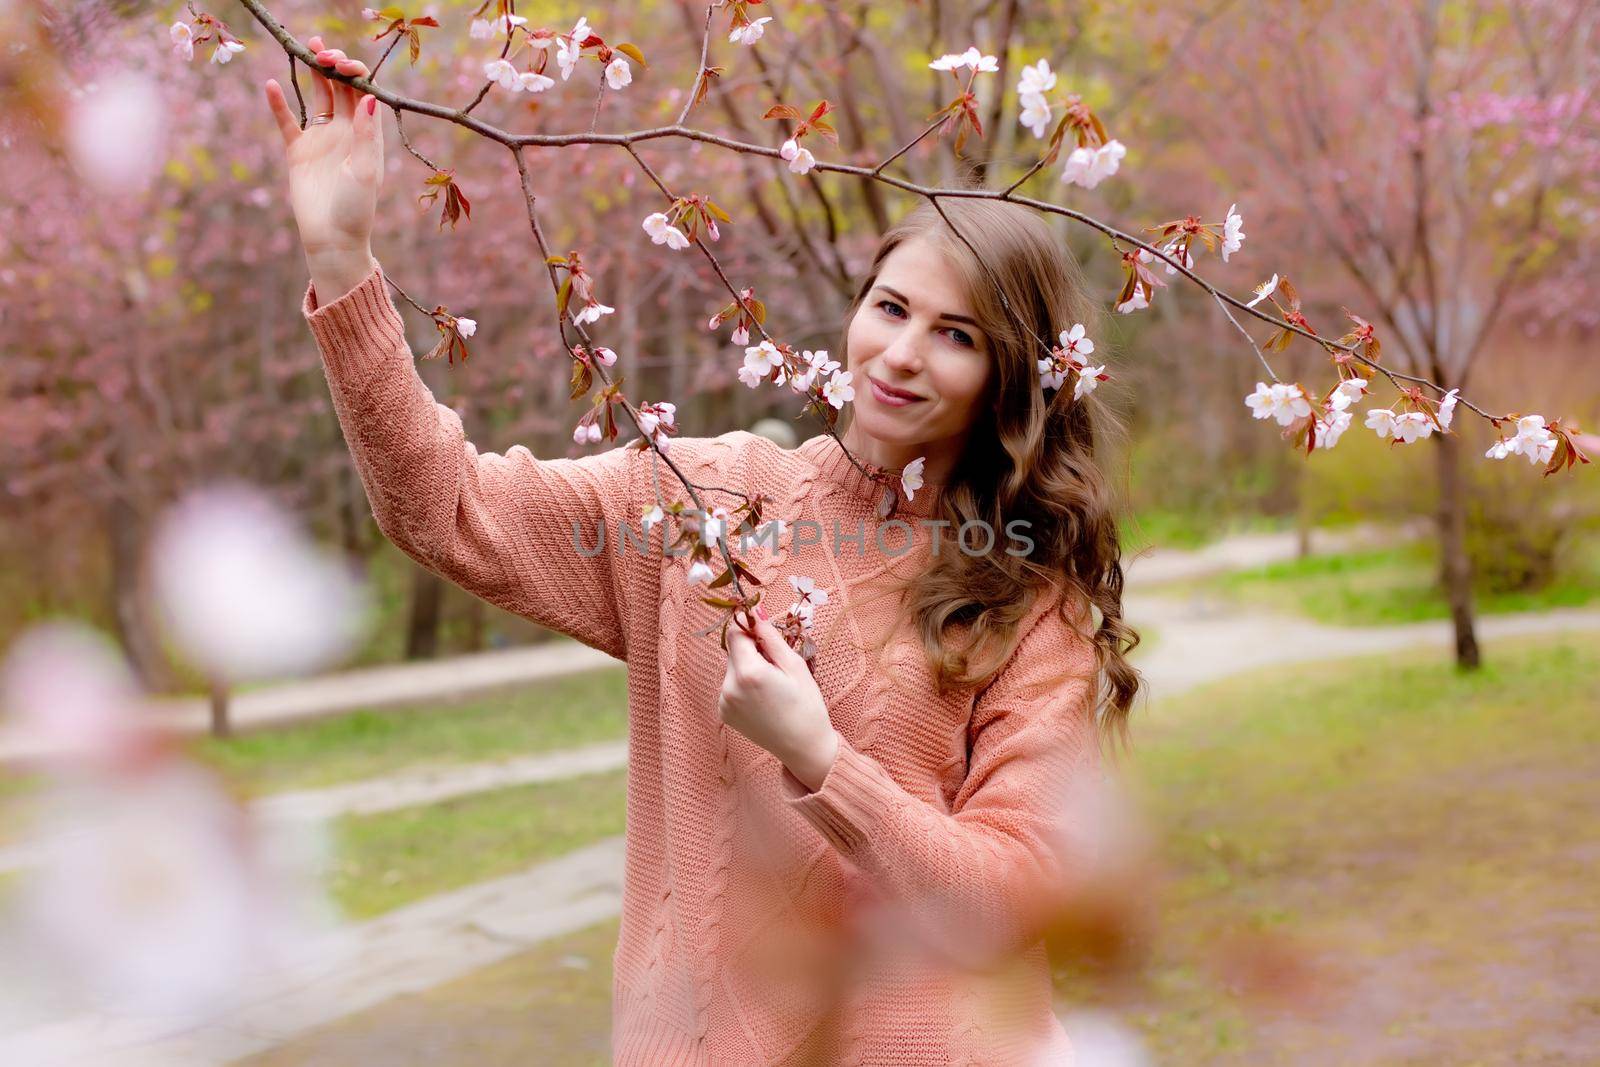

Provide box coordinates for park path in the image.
[9,524,1600,1065]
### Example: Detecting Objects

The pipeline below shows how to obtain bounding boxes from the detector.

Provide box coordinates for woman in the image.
[265,38,1140,1067]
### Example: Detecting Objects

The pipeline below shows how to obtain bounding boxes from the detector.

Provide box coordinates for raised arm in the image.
[268,37,649,659]
[304,263,647,660]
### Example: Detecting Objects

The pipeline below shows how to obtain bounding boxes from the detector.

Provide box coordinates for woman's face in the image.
[844,236,993,463]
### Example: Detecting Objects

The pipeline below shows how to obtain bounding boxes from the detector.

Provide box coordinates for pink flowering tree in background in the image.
[2,0,1593,682]
[1133,0,1600,667]
[212,0,1595,666]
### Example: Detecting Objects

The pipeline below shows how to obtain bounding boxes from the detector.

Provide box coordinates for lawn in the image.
[1053,630,1600,1063]
[1163,538,1600,625]
[330,767,628,920]
[190,666,629,795]
[230,630,1600,1064]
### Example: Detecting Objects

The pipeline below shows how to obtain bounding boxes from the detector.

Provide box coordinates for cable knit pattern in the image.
[303,261,1094,1066]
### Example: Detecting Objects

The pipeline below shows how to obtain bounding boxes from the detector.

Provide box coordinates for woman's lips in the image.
[869,377,926,407]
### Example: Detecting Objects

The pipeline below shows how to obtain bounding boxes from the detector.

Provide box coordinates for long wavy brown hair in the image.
[842,198,1142,756]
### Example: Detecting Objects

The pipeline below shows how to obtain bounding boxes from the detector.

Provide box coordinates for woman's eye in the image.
[876,300,972,347]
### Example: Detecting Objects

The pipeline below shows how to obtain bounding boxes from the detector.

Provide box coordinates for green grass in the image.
[330,767,628,920]
[190,667,628,795]
[1055,631,1600,1062]
[1165,539,1600,625]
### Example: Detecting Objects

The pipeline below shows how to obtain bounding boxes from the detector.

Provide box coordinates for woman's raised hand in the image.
[263,36,383,270]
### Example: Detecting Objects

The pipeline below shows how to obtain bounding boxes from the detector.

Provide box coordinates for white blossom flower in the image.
[901,456,926,500]
[780,138,817,175]
[729,16,772,45]
[557,20,589,80]
[211,39,245,64]
[170,22,195,62]
[1334,377,1368,407]
[1393,411,1434,443]
[739,341,783,389]
[518,70,556,93]
[687,559,716,585]
[930,46,995,72]
[1437,388,1460,430]
[822,369,856,409]
[737,363,766,389]
[641,212,690,250]
[1486,414,1557,465]
[1038,357,1066,392]
[1115,288,1149,314]
[572,300,614,326]
[1245,273,1279,308]
[1019,93,1052,139]
[1074,364,1107,401]
[1017,58,1056,97]
[1365,407,1399,439]
[640,504,664,531]
[484,58,520,90]
[787,575,829,622]
[592,346,618,366]
[1314,409,1353,450]
[731,323,750,346]
[604,56,632,90]
[1059,323,1094,358]
[573,419,602,444]
[636,401,677,439]
[1157,240,1194,276]
[1060,140,1125,189]
[454,317,477,338]
[1244,381,1312,426]
[469,17,494,39]
[1221,203,1245,262]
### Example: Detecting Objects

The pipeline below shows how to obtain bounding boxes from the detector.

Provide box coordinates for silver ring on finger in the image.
[307,112,336,126]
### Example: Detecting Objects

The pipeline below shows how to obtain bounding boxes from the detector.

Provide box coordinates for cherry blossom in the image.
[822,369,856,408]
[780,138,817,175]
[1437,388,1460,430]
[1313,408,1354,450]
[1017,58,1056,97]
[739,340,784,388]
[687,559,716,585]
[1245,273,1279,308]
[1074,364,1108,401]
[519,70,556,93]
[1245,381,1313,426]
[592,345,618,367]
[642,211,690,250]
[1221,203,1245,262]
[605,56,632,91]
[729,17,772,45]
[1485,414,1557,464]
[573,418,603,444]
[471,13,526,39]
[484,58,520,91]
[1019,95,1052,139]
[557,17,592,80]
[454,316,477,338]
[572,299,615,326]
[635,401,678,450]
[1115,288,1149,314]
[211,38,245,64]
[170,22,195,61]
[1060,140,1125,189]
[641,504,665,532]
[930,46,998,73]
[1364,407,1399,439]
[731,323,750,345]
[1365,407,1433,443]
[901,456,926,500]
[1156,239,1194,275]
[787,575,829,622]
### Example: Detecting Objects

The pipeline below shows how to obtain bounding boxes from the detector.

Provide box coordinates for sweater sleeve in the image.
[302,259,645,662]
[778,600,1101,964]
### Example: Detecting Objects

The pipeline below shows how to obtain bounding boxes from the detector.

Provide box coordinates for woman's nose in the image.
[880,336,923,373]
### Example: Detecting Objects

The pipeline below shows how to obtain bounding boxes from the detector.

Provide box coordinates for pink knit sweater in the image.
[304,262,1099,1065]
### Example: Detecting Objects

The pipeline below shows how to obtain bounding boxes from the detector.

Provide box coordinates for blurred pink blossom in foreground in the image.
[150,483,369,683]
[66,71,168,195]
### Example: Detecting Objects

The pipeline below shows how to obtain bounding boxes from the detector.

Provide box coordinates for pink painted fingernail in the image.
[757,604,768,620]
[366,96,376,115]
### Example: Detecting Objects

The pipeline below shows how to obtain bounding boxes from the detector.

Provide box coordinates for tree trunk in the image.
[1433,431,1482,668]
[208,677,231,738]
[105,487,170,692]
[461,595,487,653]
[404,565,445,660]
